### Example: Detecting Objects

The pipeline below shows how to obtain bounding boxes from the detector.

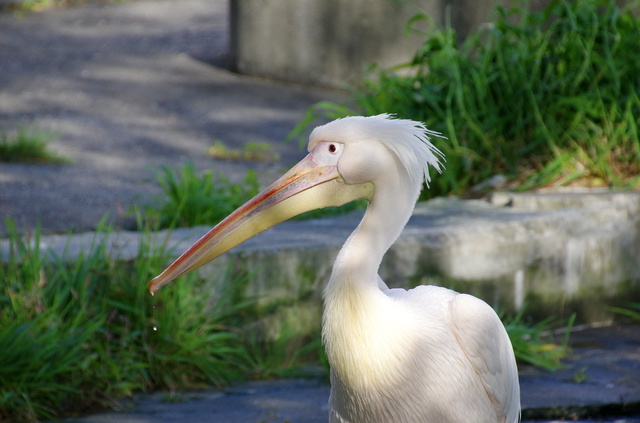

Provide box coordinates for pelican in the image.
[149,114,520,423]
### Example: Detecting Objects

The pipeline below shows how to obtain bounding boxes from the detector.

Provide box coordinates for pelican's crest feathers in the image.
[309,114,445,185]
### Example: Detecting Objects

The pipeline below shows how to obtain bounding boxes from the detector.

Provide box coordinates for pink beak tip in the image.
[148,278,159,294]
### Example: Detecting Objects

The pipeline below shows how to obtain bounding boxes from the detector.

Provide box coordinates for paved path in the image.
[0,0,345,236]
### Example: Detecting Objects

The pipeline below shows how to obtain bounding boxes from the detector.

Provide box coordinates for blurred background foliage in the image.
[292,0,640,199]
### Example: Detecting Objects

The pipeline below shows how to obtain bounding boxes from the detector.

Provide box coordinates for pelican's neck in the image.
[322,168,422,397]
[326,169,419,295]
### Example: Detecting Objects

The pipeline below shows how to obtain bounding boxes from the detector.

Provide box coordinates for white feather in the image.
[309,114,444,186]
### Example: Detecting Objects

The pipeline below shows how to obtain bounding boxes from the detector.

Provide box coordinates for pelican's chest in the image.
[322,286,475,422]
[322,286,455,392]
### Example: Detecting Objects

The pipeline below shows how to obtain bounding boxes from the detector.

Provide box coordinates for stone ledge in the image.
[3,191,639,328]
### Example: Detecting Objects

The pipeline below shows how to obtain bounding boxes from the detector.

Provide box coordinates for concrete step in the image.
[3,190,640,334]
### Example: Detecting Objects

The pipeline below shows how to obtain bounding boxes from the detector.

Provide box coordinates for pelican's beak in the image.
[149,153,373,293]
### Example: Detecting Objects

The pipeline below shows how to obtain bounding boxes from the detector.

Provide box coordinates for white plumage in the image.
[150,114,521,423]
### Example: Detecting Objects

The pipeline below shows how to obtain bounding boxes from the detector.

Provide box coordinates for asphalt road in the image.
[0,0,346,236]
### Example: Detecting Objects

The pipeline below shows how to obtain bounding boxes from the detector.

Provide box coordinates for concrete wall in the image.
[229,0,547,87]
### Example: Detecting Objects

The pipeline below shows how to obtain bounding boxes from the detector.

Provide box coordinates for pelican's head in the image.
[309,114,443,188]
[149,114,443,293]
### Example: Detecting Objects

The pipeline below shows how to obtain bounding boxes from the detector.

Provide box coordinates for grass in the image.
[138,162,366,230]
[290,0,640,198]
[139,163,260,230]
[0,126,69,164]
[0,219,248,422]
[502,306,575,370]
[608,302,640,322]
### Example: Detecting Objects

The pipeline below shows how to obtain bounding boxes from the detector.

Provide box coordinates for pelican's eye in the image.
[311,141,343,166]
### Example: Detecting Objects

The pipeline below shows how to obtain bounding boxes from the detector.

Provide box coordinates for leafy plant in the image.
[141,163,260,229]
[608,302,640,322]
[0,126,69,164]
[502,307,575,370]
[0,219,248,422]
[0,217,336,422]
[140,162,367,230]
[291,0,640,197]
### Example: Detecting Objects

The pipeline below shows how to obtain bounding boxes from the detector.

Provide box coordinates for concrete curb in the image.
[4,191,639,326]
